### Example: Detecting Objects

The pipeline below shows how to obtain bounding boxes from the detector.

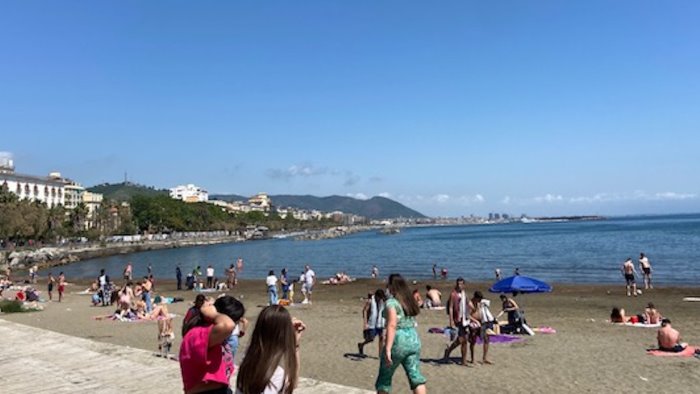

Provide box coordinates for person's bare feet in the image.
[482,360,494,365]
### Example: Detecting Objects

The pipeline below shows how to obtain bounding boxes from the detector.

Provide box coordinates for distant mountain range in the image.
[87,183,426,219]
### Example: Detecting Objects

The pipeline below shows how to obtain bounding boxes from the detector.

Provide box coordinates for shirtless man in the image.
[470,291,494,365]
[425,285,442,308]
[657,318,687,352]
[443,277,476,365]
[644,302,661,325]
[639,253,653,289]
[621,258,638,296]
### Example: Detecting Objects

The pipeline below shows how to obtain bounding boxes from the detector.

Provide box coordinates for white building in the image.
[82,191,104,223]
[0,159,67,208]
[63,182,86,209]
[169,184,209,203]
[248,192,271,212]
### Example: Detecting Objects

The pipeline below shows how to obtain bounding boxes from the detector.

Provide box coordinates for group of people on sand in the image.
[180,258,244,292]
[413,285,443,309]
[610,302,689,353]
[265,265,317,306]
[621,252,653,296]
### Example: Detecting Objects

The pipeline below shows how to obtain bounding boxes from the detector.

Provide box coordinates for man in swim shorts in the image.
[443,277,472,365]
[639,253,653,290]
[302,265,316,304]
[621,258,637,296]
[657,318,687,352]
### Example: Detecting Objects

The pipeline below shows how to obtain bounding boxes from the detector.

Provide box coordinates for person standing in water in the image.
[176,265,182,291]
[639,253,653,290]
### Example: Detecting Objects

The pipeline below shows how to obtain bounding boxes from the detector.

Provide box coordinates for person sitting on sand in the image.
[610,307,629,323]
[657,318,687,352]
[644,302,661,325]
[412,289,424,308]
[425,285,442,308]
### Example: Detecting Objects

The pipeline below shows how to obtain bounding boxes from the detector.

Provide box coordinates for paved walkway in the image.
[0,319,372,394]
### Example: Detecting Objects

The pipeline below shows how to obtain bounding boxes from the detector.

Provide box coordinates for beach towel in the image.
[621,322,661,328]
[682,297,700,302]
[426,306,446,311]
[428,327,525,344]
[647,346,697,357]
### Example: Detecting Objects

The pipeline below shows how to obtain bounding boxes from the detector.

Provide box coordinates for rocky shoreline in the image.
[0,235,245,273]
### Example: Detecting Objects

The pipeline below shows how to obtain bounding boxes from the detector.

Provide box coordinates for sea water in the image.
[51,214,700,285]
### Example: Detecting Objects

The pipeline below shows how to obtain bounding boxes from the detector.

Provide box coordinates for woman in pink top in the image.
[180,295,239,394]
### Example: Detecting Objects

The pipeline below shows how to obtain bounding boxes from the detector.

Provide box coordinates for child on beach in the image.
[236,305,306,394]
[158,317,175,359]
[47,272,55,301]
[57,272,65,302]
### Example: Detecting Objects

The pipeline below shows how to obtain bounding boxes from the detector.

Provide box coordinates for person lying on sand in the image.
[657,318,687,352]
[610,307,630,323]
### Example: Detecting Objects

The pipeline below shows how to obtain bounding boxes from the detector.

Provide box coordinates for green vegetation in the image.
[88,182,168,202]
[0,300,28,313]
[0,184,337,245]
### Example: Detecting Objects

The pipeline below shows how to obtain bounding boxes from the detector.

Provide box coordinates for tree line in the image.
[0,187,336,245]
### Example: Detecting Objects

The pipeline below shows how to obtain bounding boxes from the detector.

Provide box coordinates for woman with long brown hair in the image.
[236,305,306,394]
[375,274,427,394]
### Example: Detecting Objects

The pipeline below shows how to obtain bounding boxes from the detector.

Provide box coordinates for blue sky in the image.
[2,1,699,217]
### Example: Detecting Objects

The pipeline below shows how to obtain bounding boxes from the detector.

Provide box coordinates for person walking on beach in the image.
[495,268,502,280]
[376,274,426,394]
[236,257,244,273]
[176,265,182,291]
[266,270,279,306]
[206,265,215,289]
[472,291,495,365]
[57,272,65,302]
[639,253,653,289]
[444,277,472,365]
[301,265,316,305]
[47,272,55,301]
[621,258,638,296]
[358,289,387,356]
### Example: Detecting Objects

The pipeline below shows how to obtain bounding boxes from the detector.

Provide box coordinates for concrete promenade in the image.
[0,318,372,394]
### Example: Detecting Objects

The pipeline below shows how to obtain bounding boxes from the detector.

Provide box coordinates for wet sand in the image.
[3,278,700,393]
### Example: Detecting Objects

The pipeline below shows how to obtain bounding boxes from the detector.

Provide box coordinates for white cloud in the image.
[379,192,392,198]
[568,191,698,203]
[534,194,564,203]
[501,196,511,205]
[433,194,451,203]
[266,163,327,179]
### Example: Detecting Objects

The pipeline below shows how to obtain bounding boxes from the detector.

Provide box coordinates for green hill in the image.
[88,182,168,201]
[211,193,426,219]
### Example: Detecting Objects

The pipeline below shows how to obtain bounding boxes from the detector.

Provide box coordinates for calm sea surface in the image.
[51,214,700,285]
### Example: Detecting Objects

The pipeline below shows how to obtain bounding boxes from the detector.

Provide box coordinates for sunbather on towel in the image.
[657,318,687,352]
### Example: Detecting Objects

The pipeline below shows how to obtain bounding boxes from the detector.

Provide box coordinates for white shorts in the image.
[303,284,313,294]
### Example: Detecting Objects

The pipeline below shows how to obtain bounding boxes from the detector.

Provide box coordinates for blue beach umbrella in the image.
[489,275,552,294]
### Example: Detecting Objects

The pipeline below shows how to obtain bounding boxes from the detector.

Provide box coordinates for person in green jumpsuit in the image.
[375,274,427,394]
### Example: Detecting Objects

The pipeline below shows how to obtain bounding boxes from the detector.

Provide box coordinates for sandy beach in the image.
[3,278,699,393]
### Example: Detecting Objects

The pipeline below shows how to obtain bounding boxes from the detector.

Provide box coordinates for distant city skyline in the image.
[2,1,699,217]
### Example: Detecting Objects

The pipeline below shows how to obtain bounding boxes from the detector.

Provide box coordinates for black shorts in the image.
[363,328,383,342]
[659,344,685,353]
[643,267,651,275]
[624,274,635,285]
